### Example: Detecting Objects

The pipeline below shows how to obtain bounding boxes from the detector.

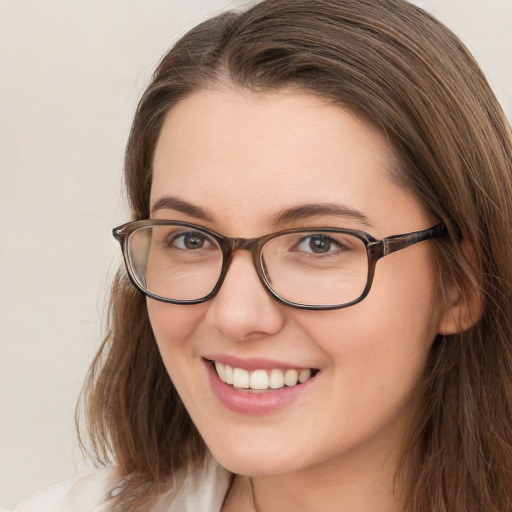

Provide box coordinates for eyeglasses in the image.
[113,220,446,310]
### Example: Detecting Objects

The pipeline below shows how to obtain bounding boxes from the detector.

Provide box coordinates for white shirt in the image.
[5,457,231,512]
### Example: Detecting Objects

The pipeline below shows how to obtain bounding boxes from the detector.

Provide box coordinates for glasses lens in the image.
[126,224,223,301]
[261,231,369,307]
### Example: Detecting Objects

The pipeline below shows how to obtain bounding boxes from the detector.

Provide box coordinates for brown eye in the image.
[172,231,209,250]
[297,234,344,254]
[308,235,331,253]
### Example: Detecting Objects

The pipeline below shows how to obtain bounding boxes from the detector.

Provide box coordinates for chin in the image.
[210,449,296,477]
[199,425,317,477]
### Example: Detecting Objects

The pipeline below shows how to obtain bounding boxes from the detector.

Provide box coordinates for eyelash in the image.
[166,231,213,250]
[295,234,349,255]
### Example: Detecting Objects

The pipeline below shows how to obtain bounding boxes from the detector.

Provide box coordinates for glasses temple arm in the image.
[379,223,447,257]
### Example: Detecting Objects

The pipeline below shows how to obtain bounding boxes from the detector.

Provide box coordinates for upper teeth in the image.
[214,361,312,391]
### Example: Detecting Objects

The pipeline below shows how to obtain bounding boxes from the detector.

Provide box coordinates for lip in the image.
[203,353,312,372]
[203,358,318,415]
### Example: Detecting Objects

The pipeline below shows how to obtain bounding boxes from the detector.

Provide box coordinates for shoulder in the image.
[152,455,232,512]
[6,457,232,512]
[7,467,121,512]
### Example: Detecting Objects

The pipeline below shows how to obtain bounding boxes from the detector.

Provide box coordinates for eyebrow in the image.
[271,203,374,228]
[151,195,214,221]
[151,195,373,228]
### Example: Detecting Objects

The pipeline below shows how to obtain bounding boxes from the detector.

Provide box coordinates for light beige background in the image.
[0,0,510,507]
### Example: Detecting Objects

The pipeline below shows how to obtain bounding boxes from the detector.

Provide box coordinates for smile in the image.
[213,361,316,392]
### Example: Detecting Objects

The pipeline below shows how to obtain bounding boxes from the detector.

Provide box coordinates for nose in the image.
[204,250,287,341]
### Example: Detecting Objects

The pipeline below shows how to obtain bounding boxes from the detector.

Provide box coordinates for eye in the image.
[171,231,211,250]
[297,234,343,254]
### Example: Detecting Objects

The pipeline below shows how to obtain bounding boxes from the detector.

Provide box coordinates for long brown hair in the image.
[78,1,512,510]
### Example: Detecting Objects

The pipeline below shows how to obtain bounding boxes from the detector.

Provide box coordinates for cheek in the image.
[370,246,443,339]
[300,250,441,397]
[146,300,215,417]
[146,300,206,368]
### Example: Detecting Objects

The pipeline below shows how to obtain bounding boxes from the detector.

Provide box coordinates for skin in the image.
[147,87,451,512]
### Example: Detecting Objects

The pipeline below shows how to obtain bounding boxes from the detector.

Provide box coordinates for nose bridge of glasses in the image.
[219,236,266,284]
[227,236,263,253]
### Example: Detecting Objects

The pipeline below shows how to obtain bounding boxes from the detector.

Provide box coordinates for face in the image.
[148,87,446,479]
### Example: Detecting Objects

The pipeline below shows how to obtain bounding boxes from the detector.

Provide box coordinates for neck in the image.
[251,451,402,512]
[221,402,416,512]
[223,434,407,512]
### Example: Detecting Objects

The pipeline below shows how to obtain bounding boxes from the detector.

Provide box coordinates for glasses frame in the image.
[113,220,446,310]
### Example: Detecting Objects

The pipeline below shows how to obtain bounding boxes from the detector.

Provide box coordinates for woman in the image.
[13,0,512,511]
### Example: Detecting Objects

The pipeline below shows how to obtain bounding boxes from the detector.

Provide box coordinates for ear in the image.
[437,283,484,335]
[437,239,484,336]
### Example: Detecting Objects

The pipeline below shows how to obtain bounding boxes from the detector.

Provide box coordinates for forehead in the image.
[151,87,424,234]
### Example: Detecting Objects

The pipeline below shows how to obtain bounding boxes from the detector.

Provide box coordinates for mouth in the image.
[208,359,319,393]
